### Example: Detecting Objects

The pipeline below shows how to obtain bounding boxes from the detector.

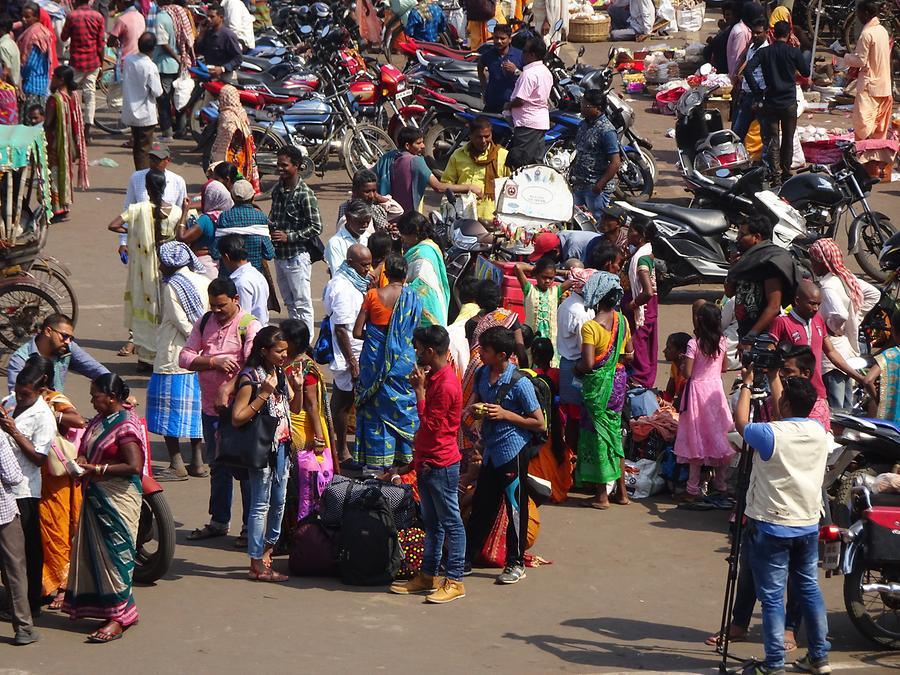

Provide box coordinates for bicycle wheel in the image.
[342,124,395,179]
[252,127,287,198]
[94,66,128,134]
[30,259,78,325]
[0,283,62,350]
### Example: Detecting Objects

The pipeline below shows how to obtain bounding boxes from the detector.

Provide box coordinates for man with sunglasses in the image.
[7,314,108,394]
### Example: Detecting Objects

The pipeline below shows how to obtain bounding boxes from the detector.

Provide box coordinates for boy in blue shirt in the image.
[465,326,544,584]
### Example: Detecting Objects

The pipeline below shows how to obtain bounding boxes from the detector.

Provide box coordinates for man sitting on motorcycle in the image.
[442,117,510,223]
[570,89,621,220]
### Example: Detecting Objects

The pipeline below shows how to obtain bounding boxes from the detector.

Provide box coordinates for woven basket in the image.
[568,16,609,42]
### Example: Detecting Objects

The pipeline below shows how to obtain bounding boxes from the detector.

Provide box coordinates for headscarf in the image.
[337,261,371,294]
[159,241,207,323]
[210,85,252,161]
[567,266,596,296]
[162,4,196,74]
[583,271,622,310]
[809,238,864,309]
[16,18,54,65]
[203,179,234,222]
[769,4,792,28]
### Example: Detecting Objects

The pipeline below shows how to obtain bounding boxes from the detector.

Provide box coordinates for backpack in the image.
[337,488,403,586]
[481,366,551,460]
[198,311,256,344]
[312,315,334,365]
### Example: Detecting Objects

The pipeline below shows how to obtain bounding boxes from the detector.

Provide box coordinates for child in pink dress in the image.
[674,301,734,499]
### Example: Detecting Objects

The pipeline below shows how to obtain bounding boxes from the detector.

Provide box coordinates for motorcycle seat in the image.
[450,93,485,109]
[429,59,478,74]
[871,492,900,507]
[633,202,730,236]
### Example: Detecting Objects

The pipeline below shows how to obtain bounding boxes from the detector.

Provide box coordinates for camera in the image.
[740,333,782,370]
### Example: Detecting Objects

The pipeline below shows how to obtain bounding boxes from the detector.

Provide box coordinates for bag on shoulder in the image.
[46,433,80,478]
[338,487,403,585]
[198,311,256,344]
[481,366,550,460]
[217,374,283,469]
[289,516,339,577]
[313,315,334,365]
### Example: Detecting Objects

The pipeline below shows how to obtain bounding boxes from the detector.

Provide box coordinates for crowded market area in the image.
[0,0,899,670]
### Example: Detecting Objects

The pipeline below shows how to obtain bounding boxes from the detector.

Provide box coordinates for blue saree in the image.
[355,286,423,468]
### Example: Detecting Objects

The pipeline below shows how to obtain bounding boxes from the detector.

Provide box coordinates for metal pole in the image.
[810,0,824,74]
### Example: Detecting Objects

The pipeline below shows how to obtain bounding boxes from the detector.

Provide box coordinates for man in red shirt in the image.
[390,325,465,604]
[768,280,866,405]
[61,0,105,143]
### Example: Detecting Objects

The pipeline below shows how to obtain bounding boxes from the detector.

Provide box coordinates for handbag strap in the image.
[50,439,68,464]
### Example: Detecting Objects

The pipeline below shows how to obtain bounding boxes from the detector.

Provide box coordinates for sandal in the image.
[117,340,135,357]
[155,467,189,482]
[705,628,748,647]
[87,622,124,643]
[188,465,210,478]
[248,565,288,583]
[187,524,228,541]
[48,592,66,610]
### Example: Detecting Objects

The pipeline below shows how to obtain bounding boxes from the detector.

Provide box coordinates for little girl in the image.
[673,301,734,501]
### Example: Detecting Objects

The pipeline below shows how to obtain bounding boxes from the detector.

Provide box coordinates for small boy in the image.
[466,326,545,584]
[515,256,573,348]
[663,332,691,405]
[390,325,466,603]
[25,104,44,127]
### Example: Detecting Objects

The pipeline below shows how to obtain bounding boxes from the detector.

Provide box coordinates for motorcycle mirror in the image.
[299,24,313,35]
[699,63,713,76]
[578,46,586,58]
[554,18,563,32]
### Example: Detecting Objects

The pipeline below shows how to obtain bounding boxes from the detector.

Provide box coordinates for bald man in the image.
[768,280,867,407]
[323,242,372,466]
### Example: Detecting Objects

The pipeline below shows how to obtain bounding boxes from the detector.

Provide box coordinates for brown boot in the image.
[426,578,466,604]
[389,572,443,595]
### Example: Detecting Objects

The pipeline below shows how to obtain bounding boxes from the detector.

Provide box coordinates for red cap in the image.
[528,231,561,262]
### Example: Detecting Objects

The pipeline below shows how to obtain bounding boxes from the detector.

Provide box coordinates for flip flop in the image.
[87,629,123,643]
[705,630,747,647]
[117,341,135,357]
[187,525,227,541]
[188,466,210,478]
[154,468,189,482]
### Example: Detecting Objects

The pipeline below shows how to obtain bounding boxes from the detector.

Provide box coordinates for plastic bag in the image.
[657,0,677,31]
[173,71,194,111]
[623,459,665,499]
[675,1,704,31]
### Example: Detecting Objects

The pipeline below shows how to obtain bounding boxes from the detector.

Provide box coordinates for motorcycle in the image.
[135,442,176,584]
[616,167,808,300]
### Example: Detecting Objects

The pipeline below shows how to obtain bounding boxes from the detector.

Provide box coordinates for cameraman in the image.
[734,369,831,675]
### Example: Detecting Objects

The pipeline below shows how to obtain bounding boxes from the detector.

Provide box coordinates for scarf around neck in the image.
[337,261,370,294]
[470,142,501,199]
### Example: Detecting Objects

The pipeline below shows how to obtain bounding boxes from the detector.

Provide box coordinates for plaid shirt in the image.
[61,5,106,72]
[0,432,23,526]
[210,204,275,274]
[269,178,323,259]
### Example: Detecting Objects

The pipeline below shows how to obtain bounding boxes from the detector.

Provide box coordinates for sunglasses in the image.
[50,327,74,342]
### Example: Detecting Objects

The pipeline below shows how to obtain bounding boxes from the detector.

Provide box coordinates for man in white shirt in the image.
[810,237,881,409]
[220,0,255,51]
[324,199,373,275]
[121,32,163,170]
[556,265,595,455]
[323,244,371,465]
[217,234,269,325]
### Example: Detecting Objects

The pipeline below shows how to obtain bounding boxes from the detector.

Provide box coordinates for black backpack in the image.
[481,366,551,460]
[337,488,403,586]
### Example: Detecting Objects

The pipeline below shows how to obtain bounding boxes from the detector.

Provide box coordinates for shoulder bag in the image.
[217,376,281,470]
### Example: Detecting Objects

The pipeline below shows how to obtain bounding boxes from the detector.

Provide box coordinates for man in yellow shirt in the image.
[442,117,510,223]
[845,0,893,141]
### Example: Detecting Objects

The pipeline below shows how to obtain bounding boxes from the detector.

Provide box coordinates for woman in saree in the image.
[575,271,633,510]
[353,254,423,469]
[28,355,87,611]
[176,178,234,279]
[210,85,260,192]
[108,168,183,366]
[44,65,89,222]
[64,374,144,643]
[622,216,658,389]
[864,310,900,422]
[282,319,339,522]
[398,212,450,327]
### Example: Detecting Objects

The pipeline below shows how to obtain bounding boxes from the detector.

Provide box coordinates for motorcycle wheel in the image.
[342,124,396,180]
[423,118,467,177]
[188,90,213,143]
[543,139,575,180]
[198,123,218,172]
[832,468,877,528]
[844,557,900,649]
[133,491,176,584]
[251,126,287,198]
[616,148,655,200]
[851,211,895,283]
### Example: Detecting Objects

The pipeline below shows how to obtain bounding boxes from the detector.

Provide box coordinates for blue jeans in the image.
[203,413,249,531]
[418,461,465,581]
[733,529,803,633]
[731,93,756,142]
[573,188,612,221]
[823,370,853,410]
[748,525,830,669]
[247,442,290,560]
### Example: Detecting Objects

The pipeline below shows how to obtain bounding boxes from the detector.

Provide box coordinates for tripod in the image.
[717,386,769,674]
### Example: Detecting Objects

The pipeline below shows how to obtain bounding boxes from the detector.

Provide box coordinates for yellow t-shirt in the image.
[442,144,510,221]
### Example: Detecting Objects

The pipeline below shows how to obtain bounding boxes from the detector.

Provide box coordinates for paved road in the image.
[3,29,899,675]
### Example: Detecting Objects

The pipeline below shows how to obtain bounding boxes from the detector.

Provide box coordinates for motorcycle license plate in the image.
[822,541,841,570]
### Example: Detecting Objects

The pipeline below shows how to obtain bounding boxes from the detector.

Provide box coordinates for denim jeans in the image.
[823,370,853,410]
[247,442,290,560]
[731,93,756,142]
[732,529,803,634]
[573,188,612,221]
[275,252,313,337]
[418,461,465,581]
[748,524,830,669]
[203,413,249,531]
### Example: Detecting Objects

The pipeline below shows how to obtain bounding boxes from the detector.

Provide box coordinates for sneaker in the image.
[14,629,39,646]
[496,564,526,585]
[389,572,442,595]
[794,654,832,674]
[426,578,466,604]
[462,562,473,576]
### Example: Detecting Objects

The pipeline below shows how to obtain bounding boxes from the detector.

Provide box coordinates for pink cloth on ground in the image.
[674,336,735,465]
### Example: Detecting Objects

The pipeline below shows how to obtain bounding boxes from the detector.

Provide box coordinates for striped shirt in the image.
[21,45,49,96]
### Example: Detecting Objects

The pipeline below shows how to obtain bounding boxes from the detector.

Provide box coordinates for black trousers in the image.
[131,125,156,170]
[465,452,529,568]
[16,497,43,611]
[157,73,177,135]
[507,126,546,170]
[759,103,798,183]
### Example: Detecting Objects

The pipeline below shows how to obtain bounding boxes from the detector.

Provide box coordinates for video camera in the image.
[740,333,782,371]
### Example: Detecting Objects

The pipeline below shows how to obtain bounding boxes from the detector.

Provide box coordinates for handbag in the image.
[313,315,334,365]
[46,435,80,478]
[288,516,339,576]
[217,378,281,470]
[172,70,194,111]
[480,501,508,568]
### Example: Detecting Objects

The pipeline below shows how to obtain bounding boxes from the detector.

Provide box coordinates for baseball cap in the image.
[599,204,626,222]
[148,143,171,160]
[528,231,561,262]
[231,179,256,202]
